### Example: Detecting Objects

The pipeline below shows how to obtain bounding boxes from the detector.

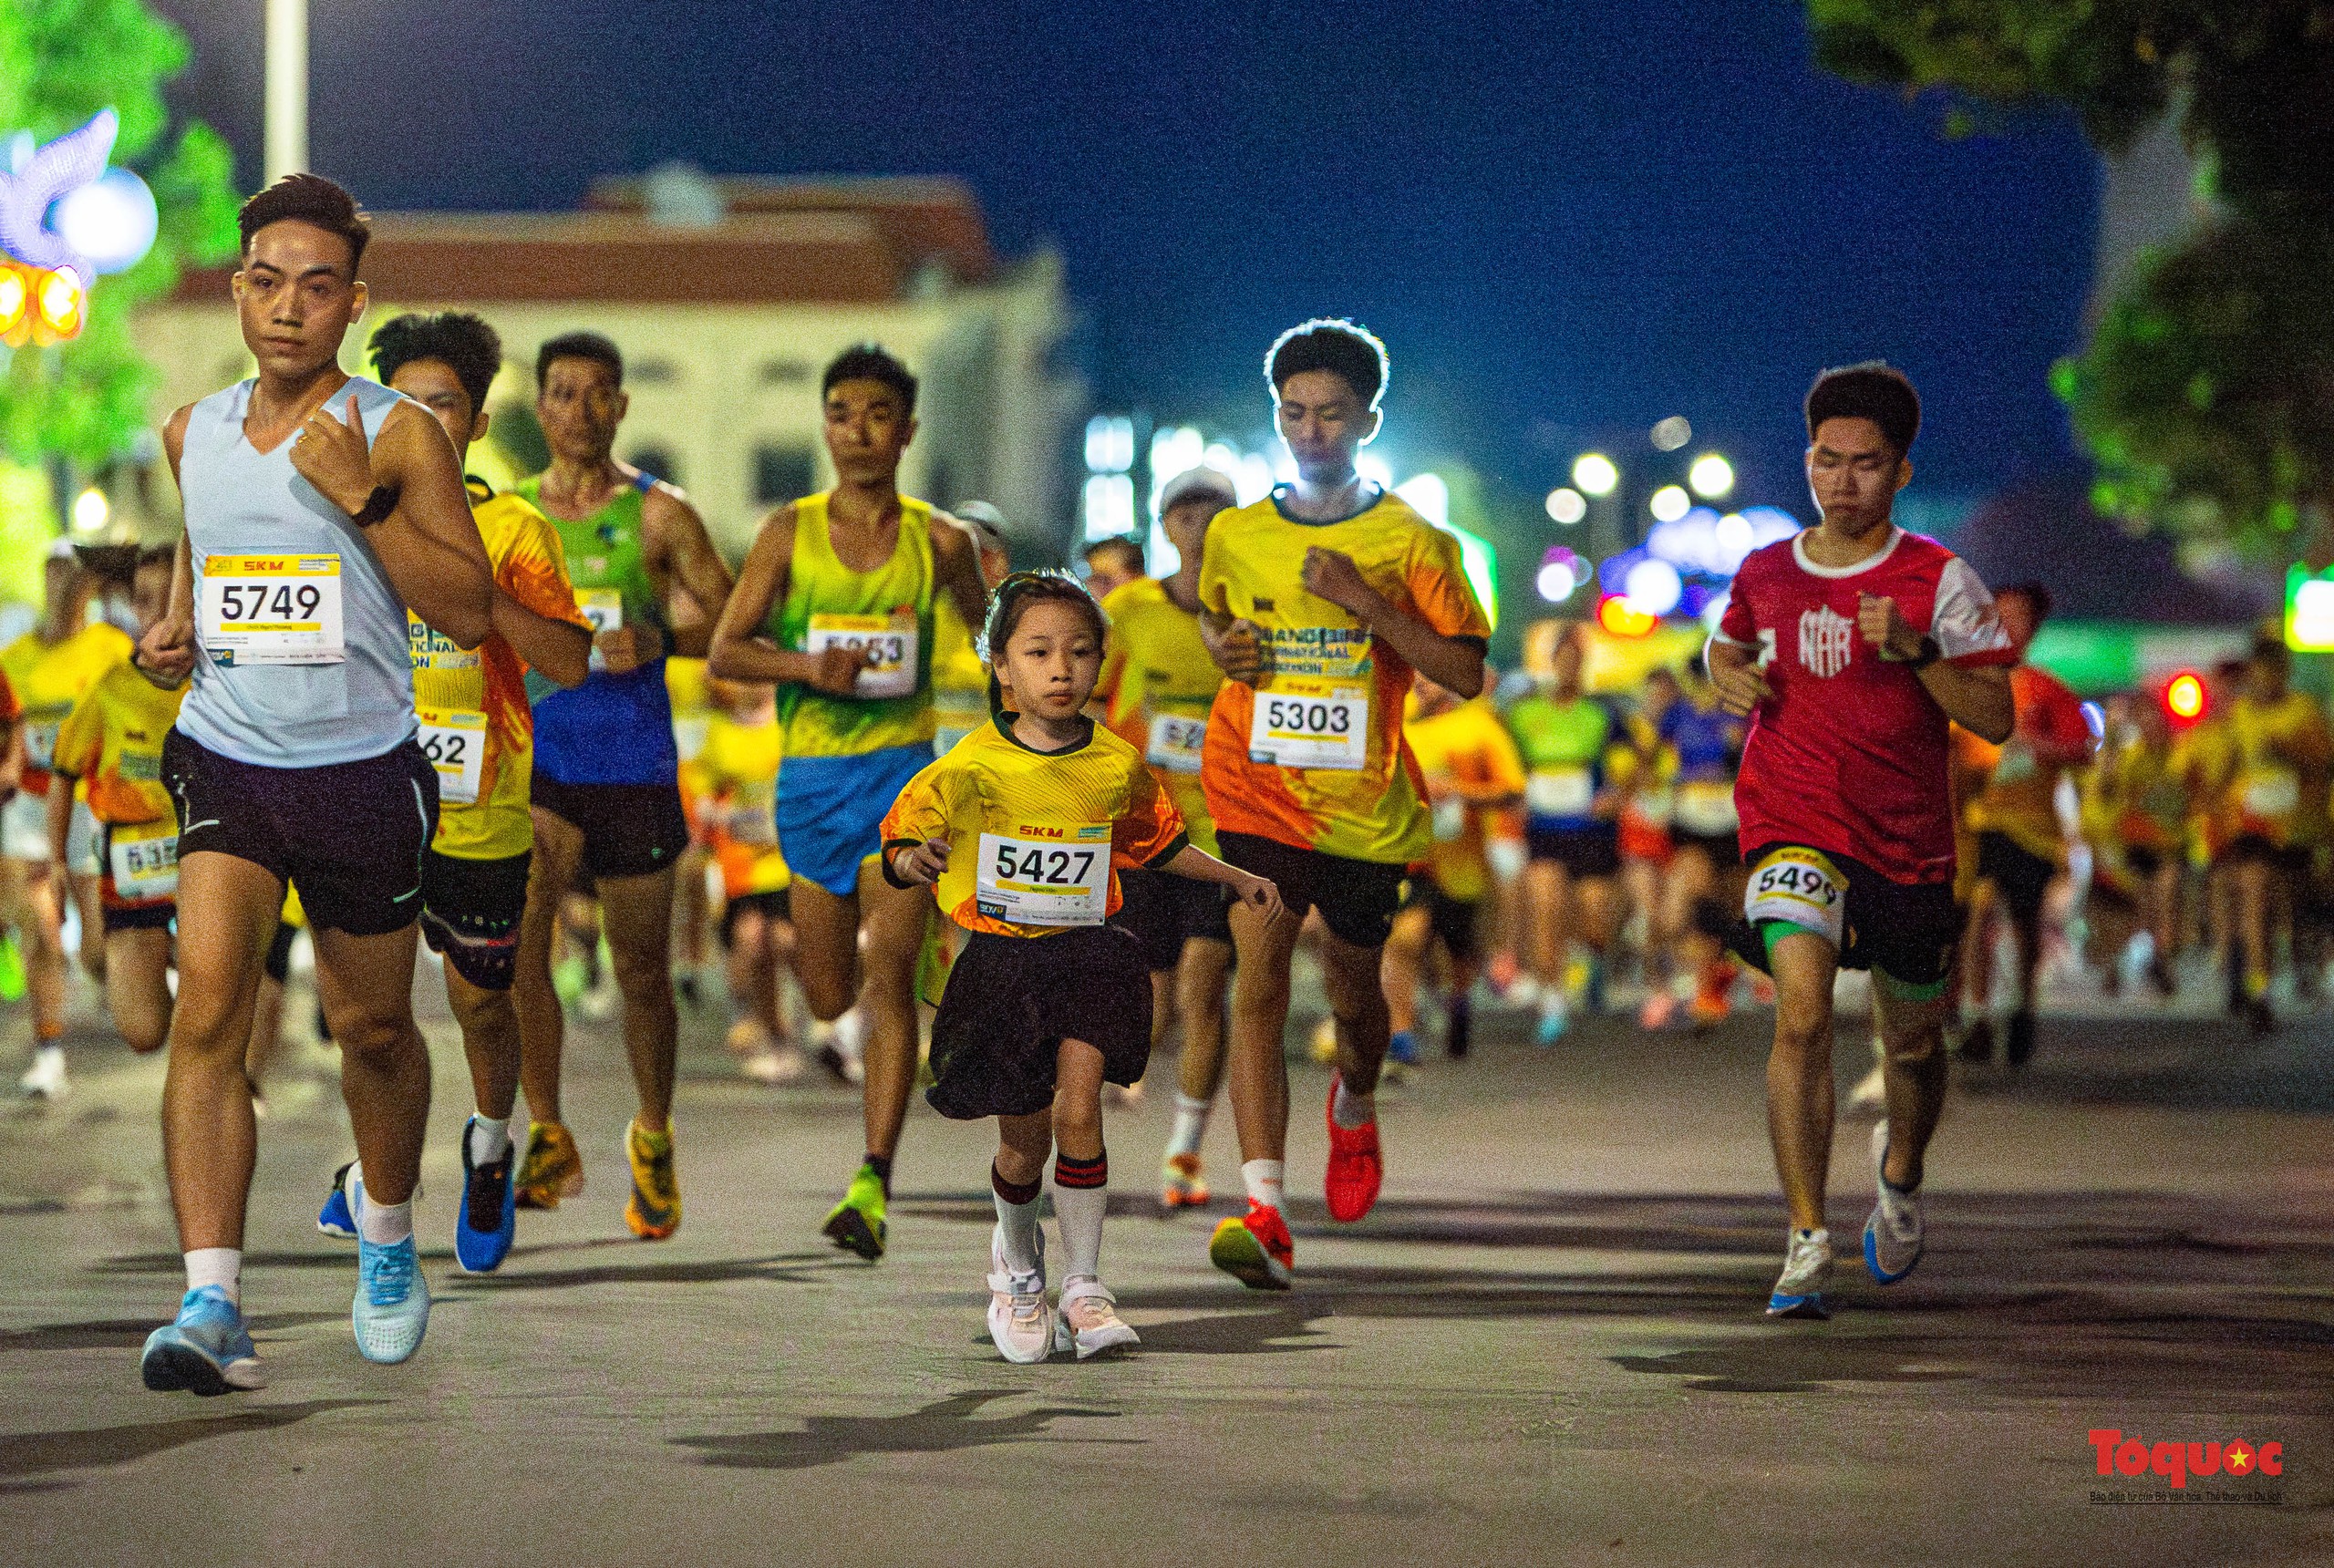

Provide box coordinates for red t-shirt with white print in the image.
[1715,527,2014,885]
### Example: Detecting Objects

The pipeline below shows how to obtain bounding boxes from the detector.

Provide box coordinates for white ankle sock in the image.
[1240,1158,1285,1211]
[184,1246,240,1305]
[993,1186,1041,1276]
[1166,1092,1211,1159]
[31,1042,63,1068]
[468,1115,511,1166]
[1331,1079,1376,1130]
[355,1180,414,1247]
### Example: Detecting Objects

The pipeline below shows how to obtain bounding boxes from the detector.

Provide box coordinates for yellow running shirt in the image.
[880,716,1186,939]
[51,662,183,827]
[2224,691,2333,850]
[930,592,989,757]
[697,707,790,899]
[2,621,133,798]
[1197,490,1490,863]
[1099,575,1225,855]
[1404,695,1526,903]
[769,490,938,758]
[409,483,589,861]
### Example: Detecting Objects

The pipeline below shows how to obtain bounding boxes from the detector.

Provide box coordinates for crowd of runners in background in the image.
[4,174,2326,1383]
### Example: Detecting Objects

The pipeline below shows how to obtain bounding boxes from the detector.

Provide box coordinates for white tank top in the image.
[176,377,418,768]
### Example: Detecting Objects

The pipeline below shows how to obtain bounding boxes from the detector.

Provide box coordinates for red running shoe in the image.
[1324,1074,1383,1222]
[1209,1199,1294,1290]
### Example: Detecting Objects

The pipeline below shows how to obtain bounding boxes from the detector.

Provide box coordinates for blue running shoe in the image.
[1863,1121,1925,1284]
[1387,1029,1421,1068]
[1534,999,1569,1047]
[140,1285,265,1395]
[1765,1226,1833,1320]
[349,1171,430,1365]
[455,1119,518,1274]
[317,1161,356,1239]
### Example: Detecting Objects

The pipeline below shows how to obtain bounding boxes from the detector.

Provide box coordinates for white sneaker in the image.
[17,1045,67,1101]
[1053,1279,1140,1360]
[1765,1226,1832,1318]
[1844,1063,1886,1116]
[986,1225,1051,1364]
[1863,1120,1924,1284]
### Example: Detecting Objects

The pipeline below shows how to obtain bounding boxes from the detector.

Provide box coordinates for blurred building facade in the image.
[136,172,1083,560]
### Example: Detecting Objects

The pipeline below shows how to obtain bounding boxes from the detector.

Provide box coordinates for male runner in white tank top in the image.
[133,175,496,1393]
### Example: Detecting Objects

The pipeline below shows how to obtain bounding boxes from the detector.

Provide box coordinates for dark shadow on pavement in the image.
[674,1388,1134,1471]
[0,1400,373,1482]
[1,1312,342,1354]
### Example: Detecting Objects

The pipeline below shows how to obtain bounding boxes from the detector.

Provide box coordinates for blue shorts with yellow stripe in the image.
[775,742,935,898]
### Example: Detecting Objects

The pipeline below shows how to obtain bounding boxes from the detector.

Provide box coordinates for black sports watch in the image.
[348,484,399,529]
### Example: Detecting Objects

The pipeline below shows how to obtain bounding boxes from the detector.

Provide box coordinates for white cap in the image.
[953,500,1007,542]
[1158,466,1238,515]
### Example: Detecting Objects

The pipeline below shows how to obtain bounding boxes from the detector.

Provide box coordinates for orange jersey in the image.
[1197,490,1490,863]
[880,716,1185,939]
[1405,695,1526,902]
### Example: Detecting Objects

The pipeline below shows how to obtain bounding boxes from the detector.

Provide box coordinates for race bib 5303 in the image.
[1250,676,1367,770]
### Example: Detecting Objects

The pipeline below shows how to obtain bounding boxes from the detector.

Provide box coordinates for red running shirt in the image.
[1714,528,2013,885]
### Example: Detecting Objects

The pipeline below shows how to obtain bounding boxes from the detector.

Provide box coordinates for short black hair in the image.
[1995,580,2054,624]
[823,343,918,417]
[1805,361,1921,454]
[1266,318,1389,410]
[1082,536,1144,577]
[536,330,624,391]
[238,173,370,272]
[369,312,503,418]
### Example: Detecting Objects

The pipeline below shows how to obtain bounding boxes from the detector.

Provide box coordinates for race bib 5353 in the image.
[807,614,917,701]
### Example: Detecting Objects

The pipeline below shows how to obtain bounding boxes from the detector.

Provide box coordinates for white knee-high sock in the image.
[1053,1150,1108,1283]
[991,1164,1042,1276]
[1166,1093,1211,1159]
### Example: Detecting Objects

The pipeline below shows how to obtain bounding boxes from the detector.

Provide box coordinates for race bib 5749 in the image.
[201,554,344,665]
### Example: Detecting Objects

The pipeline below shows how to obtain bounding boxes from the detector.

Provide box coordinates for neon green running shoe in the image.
[821,1162,888,1261]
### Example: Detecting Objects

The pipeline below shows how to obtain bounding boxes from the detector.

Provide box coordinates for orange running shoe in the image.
[514,1120,584,1211]
[624,1119,680,1240]
[1324,1075,1383,1223]
[1160,1151,1210,1210]
[1209,1200,1294,1290]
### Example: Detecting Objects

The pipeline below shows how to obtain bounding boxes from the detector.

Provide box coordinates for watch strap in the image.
[350,485,399,529]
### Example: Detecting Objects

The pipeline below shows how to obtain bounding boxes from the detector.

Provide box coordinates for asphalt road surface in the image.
[2,967,2327,1566]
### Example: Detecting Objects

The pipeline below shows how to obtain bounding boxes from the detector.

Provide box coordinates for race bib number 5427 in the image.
[201,554,344,665]
[1744,845,1846,947]
[975,824,1112,926]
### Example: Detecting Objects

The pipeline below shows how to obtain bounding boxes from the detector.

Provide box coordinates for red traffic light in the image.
[2164,671,2206,724]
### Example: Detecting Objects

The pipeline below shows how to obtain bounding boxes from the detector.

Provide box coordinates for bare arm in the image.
[294,397,493,646]
[492,593,591,689]
[1161,841,1285,920]
[1197,608,1265,686]
[645,485,736,660]
[136,414,199,689]
[43,776,70,870]
[1706,637,1772,717]
[707,504,868,694]
[1300,547,1484,698]
[926,513,992,633]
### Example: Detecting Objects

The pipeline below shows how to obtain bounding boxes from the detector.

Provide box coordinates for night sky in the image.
[154,0,2101,516]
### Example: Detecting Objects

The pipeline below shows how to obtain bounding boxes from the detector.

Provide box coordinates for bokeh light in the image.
[1536,561,1577,602]
[1573,452,1618,497]
[1688,453,1735,499]
[2164,672,2205,722]
[1623,557,1683,616]
[1648,484,1690,524]
[1545,486,1586,525]
[1598,594,1658,637]
[1650,416,1692,452]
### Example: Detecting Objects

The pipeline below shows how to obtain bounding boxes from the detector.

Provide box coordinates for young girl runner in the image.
[882,573,1281,1363]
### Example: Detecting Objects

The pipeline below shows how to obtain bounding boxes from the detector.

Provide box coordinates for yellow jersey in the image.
[1404,696,1526,902]
[1099,574,1225,855]
[51,661,183,827]
[881,716,1186,939]
[2,621,133,797]
[410,485,589,861]
[1197,490,1489,863]
[769,490,938,758]
[696,708,790,899]
[2223,690,2332,849]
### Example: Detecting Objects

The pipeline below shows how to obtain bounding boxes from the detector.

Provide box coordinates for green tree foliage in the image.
[0,0,241,470]
[1804,1,2334,549]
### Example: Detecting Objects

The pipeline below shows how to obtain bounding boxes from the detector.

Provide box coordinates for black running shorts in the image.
[531,776,690,882]
[1738,841,1959,989]
[419,848,532,992]
[1401,879,1482,964]
[1216,830,1406,950]
[1113,865,1234,972]
[163,727,439,938]
[1974,830,2057,925]
[926,923,1152,1119]
[1525,822,1622,878]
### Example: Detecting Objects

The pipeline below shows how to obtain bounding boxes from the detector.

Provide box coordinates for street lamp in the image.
[265,0,308,181]
[1689,453,1735,500]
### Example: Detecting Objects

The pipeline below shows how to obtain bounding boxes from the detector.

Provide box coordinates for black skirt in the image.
[925,923,1153,1119]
